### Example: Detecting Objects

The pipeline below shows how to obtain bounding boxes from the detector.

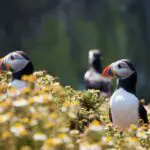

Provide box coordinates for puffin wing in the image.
[138,103,149,124]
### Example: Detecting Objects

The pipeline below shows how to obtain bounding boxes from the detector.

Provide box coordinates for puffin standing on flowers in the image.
[84,49,112,96]
[0,51,34,90]
[102,59,148,129]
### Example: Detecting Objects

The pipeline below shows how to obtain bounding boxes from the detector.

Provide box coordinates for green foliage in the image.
[0,72,149,150]
[23,17,77,87]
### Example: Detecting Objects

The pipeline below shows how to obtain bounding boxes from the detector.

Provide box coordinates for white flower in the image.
[0,114,10,123]
[29,107,36,113]
[58,127,69,133]
[136,129,147,139]
[33,96,44,103]
[7,88,21,97]
[62,136,71,143]
[61,106,67,112]
[33,133,47,141]
[89,125,104,132]
[80,143,101,150]
[38,107,48,115]
[13,99,28,107]
[10,124,25,136]
[30,119,38,126]
[0,94,7,102]
[147,129,150,135]
[70,130,79,135]
[102,136,114,146]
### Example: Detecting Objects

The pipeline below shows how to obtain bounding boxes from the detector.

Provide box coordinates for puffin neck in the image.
[92,58,102,73]
[12,61,34,81]
[117,73,137,95]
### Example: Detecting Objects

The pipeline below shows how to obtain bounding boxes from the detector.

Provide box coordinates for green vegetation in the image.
[0,71,149,150]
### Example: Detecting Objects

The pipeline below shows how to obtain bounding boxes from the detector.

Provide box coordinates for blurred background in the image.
[0,0,150,101]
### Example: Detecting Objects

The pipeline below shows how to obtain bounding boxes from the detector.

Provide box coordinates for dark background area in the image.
[0,0,150,101]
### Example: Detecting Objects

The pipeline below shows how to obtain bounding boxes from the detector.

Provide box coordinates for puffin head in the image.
[102,59,136,80]
[0,51,34,78]
[88,49,103,73]
[88,49,103,65]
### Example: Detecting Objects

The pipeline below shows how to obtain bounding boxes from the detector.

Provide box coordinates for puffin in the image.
[0,51,34,91]
[84,49,112,97]
[102,59,148,129]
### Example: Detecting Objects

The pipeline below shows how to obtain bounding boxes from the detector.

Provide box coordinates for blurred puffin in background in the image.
[103,59,148,129]
[0,51,34,90]
[84,49,112,97]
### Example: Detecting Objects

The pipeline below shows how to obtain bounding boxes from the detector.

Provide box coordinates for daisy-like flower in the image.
[0,94,7,102]
[58,127,69,133]
[70,130,79,136]
[30,119,38,126]
[68,112,77,119]
[33,94,53,104]
[29,106,36,113]
[89,125,104,132]
[33,95,44,104]
[10,123,27,137]
[136,129,147,139]
[128,124,138,132]
[102,136,114,146]
[7,87,21,97]
[147,129,150,135]
[80,143,101,150]
[61,106,67,112]
[89,121,104,132]
[58,133,71,143]
[0,113,11,124]
[33,71,45,77]
[12,99,28,107]
[0,101,11,113]
[33,132,47,141]
[43,138,62,148]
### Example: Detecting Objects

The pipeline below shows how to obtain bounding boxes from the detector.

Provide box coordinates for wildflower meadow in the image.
[0,71,149,150]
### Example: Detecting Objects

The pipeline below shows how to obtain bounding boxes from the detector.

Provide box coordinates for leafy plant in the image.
[0,71,149,150]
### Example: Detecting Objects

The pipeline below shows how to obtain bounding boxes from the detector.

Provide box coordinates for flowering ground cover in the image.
[0,71,149,150]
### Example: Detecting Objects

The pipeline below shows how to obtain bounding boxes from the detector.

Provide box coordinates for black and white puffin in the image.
[102,59,148,129]
[0,51,34,90]
[84,49,112,96]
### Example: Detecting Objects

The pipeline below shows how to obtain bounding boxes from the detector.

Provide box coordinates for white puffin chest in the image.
[110,88,139,129]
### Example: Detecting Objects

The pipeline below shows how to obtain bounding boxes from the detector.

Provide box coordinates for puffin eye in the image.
[118,64,122,68]
[10,55,14,60]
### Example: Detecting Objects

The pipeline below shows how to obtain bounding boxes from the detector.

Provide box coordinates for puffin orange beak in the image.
[0,58,10,74]
[102,65,115,78]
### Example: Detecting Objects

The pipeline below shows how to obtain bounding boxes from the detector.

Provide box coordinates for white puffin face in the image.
[111,59,135,79]
[1,52,29,73]
[88,49,102,64]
